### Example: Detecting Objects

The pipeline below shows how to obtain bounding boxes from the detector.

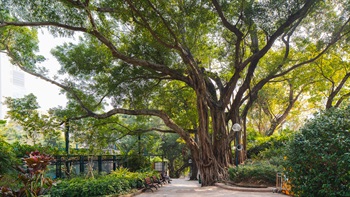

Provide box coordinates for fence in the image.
[47,155,125,179]
[47,154,167,179]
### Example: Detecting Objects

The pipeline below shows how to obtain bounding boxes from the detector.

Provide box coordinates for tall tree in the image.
[4,94,62,146]
[1,0,350,185]
[311,45,350,109]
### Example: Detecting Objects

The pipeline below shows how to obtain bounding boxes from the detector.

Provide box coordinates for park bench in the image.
[152,175,163,187]
[143,177,158,192]
[160,173,171,184]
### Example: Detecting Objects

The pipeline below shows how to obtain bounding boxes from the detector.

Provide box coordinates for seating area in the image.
[142,174,171,192]
[160,173,172,184]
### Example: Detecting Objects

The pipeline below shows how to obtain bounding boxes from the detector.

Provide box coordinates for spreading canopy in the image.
[1,0,350,185]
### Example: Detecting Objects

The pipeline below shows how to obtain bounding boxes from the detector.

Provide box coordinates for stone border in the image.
[215,182,275,192]
[119,189,144,197]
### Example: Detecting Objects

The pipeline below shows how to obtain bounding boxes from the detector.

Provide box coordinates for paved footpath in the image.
[135,178,286,197]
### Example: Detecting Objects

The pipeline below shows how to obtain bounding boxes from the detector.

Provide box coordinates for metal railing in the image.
[48,155,124,179]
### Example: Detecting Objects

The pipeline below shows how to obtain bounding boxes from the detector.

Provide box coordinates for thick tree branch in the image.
[145,0,179,45]
[326,72,350,109]
[334,92,350,108]
[211,0,243,38]
[3,47,93,114]
[240,0,317,69]
[125,0,178,50]
[211,0,243,69]
[223,0,318,110]
[0,21,87,32]
[1,21,191,86]
[85,108,196,147]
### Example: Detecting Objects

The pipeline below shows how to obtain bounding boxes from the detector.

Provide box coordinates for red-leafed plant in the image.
[0,151,55,197]
[18,151,55,196]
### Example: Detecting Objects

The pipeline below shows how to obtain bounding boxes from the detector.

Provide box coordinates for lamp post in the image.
[188,159,192,179]
[65,120,70,155]
[232,123,242,166]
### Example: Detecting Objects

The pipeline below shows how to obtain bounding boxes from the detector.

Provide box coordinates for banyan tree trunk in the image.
[193,96,233,186]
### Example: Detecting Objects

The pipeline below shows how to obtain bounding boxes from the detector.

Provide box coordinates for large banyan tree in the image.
[1,0,349,185]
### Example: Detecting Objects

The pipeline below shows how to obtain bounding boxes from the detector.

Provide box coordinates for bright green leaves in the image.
[284,107,350,196]
[306,46,350,109]
[2,0,86,28]
[151,80,197,129]
[0,136,17,174]
[0,26,45,72]
[53,38,114,77]
[4,94,62,146]
[4,93,40,117]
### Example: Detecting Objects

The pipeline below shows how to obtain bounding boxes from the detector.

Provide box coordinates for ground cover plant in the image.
[228,161,282,187]
[247,129,292,165]
[228,130,291,187]
[49,168,159,197]
[49,176,131,197]
[284,107,350,196]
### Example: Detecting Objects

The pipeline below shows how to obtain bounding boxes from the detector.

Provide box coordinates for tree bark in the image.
[192,90,233,185]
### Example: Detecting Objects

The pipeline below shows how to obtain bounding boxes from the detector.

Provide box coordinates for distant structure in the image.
[0,53,27,119]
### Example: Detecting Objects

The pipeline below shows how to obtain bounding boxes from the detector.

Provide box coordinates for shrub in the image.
[49,176,131,197]
[126,153,151,172]
[50,168,158,197]
[228,161,282,186]
[0,138,18,175]
[0,151,54,196]
[284,107,350,197]
[247,130,292,161]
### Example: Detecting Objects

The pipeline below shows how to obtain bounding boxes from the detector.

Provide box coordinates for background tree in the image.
[4,94,62,146]
[311,46,350,109]
[0,122,18,175]
[161,133,190,178]
[1,0,350,185]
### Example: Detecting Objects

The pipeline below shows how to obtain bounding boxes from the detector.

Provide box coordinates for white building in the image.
[0,53,27,119]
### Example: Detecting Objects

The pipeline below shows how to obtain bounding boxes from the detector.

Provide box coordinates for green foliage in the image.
[0,137,18,175]
[50,176,131,197]
[110,168,157,189]
[0,174,22,190]
[247,129,293,165]
[2,0,350,186]
[228,161,282,186]
[11,141,65,157]
[125,153,151,172]
[0,24,45,71]
[50,169,157,197]
[284,107,350,196]
[160,133,186,178]
[4,94,63,146]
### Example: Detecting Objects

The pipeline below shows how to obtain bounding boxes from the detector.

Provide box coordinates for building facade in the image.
[0,53,27,119]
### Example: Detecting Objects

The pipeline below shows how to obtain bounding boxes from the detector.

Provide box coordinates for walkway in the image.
[135,178,286,197]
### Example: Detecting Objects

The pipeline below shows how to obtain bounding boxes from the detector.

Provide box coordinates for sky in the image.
[25,30,77,111]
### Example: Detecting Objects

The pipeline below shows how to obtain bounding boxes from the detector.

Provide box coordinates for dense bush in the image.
[10,142,64,157]
[50,168,158,197]
[284,107,350,196]
[50,176,131,197]
[110,167,153,188]
[228,161,282,186]
[0,138,18,175]
[125,153,151,172]
[247,130,292,159]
